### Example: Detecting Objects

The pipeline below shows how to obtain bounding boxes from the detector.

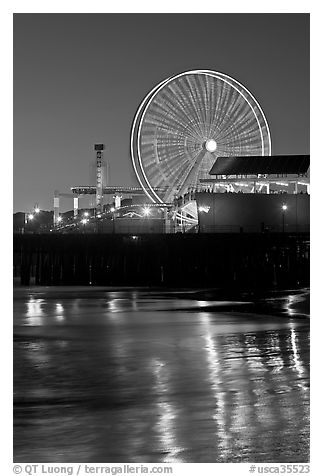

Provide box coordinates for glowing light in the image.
[83,211,89,217]
[234,182,249,187]
[97,214,102,218]
[282,204,288,211]
[34,207,40,214]
[110,207,115,213]
[143,207,151,216]
[57,216,62,222]
[152,358,184,462]
[26,298,44,325]
[288,323,305,384]
[55,303,65,321]
[198,205,210,213]
[28,214,34,220]
[81,218,87,225]
[205,139,217,152]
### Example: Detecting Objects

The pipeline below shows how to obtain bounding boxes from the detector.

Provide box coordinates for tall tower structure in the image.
[94,143,105,214]
[53,190,60,225]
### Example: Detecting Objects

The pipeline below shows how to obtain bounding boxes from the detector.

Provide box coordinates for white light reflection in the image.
[196,300,209,308]
[54,302,65,321]
[244,334,273,428]
[105,297,139,319]
[289,323,305,384]
[285,293,309,317]
[26,298,44,325]
[201,314,230,458]
[152,358,184,462]
[245,334,266,372]
[108,298,123,314]
[267,332,284,371]
[264,331,296,423]
[286,295,298,316]
[106,299,130,323]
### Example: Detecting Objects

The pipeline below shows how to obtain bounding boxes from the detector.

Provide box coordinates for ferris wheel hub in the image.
[205,139,217,153]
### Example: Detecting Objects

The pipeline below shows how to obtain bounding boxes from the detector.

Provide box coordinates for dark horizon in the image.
[13,13,310,212]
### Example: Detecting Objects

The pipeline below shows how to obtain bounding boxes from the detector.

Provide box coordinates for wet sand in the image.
[13,287,310,463]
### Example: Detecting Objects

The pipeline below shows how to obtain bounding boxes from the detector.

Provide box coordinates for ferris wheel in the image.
[131,70,271,204]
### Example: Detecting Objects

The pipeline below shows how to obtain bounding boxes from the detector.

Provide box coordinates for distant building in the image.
[196,155,310,233]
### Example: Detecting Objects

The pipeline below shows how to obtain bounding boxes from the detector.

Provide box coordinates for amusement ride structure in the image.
[49,70,308,233]
[130,69,271,222]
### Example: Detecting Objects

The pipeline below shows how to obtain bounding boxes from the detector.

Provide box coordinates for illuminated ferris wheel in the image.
[131,70,271,204]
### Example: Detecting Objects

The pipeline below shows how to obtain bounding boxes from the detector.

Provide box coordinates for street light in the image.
[81,218,87,225]
[34,207,40,214]
[282,204,287,232]
[57,216,62,223]
[83,211,89,217]
[143,207,151,216]
[110,208,116,233]
[28,214,34,220]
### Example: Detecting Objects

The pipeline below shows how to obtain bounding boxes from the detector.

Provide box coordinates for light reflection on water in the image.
[14,288,310,463]
[54,302,65,321]
[201,314,230,460]
[26,298,44,325]
[152,358,184,463]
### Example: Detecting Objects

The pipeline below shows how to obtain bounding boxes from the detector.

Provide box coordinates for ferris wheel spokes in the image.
[131,70,271,206]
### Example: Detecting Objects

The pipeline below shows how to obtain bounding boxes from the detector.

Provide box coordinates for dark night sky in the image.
[13,13,309,212]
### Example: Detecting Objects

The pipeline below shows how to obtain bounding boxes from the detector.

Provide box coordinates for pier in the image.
[14,233,310,289]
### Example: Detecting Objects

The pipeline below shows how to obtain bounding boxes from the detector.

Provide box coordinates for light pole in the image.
[282,204,287,233]
[142,207,151,232]
[25,213,34,234]
[198,205,210,233]
[110,207,116,233]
